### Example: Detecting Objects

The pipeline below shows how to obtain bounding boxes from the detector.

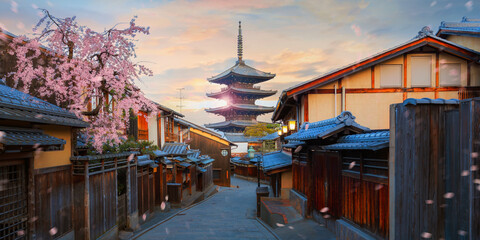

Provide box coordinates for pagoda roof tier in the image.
[208,61,275,85]
[205,120,261,129]
[205,104,275,115]
[207,86,277,99]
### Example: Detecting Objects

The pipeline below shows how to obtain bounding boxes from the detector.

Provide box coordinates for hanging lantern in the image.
[282,125,288,133]
[288,119,296,131]
[277,129,283,136]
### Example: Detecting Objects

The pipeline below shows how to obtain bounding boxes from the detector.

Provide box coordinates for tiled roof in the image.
[152,150,169,157]
[205,104,275,113]
[259,132,280,141]
[323,130,390,151]
[0,83,88,127]
[0,127,66,150]
[282,140,305,149]
[205,120,258,129]
[137,155,157,168]
[187,149,201,158]
[437,17,480,37]
[207,86,277,98]
[208,61,275,84]
[174,118,236,146]
[196,166,207,173]
[177,162,192,168]
[199,155,215,165]
[224,133,261,143]
[403,98,460,106]
[230,157,254,165]
[161,143,189,156]
[285,111,370,141]
[153,102,184,117]
[261,151,292,172]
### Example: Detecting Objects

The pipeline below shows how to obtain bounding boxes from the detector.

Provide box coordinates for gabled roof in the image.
[285,111,370,141]
[323,130,389,151]
[208,60,275,85]
[153,102,184,117]
[259,132,280,141]
[205,120,259,129]
[272,28,480,121]
[161,143,189,156]
[174,117,236,146]
[262,151,292,173]
[0,82,88,128]
[282,140,305,149]
[224,133,261,143]
[437,17,480,38]
[0,126,66,152]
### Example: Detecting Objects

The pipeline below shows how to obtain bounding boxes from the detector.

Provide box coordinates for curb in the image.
[131,187,233,239]
[256,217,281,240]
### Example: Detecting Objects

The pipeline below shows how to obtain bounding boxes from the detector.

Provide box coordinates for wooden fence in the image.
[71,153,138,239]
[390,100,480,239]
[292,151,310,197]
[137,165,154,221]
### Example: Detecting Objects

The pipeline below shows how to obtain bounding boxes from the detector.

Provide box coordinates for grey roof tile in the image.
[285,111,370,141]
[0,83,88,127]
[403,98,460,106]
[224,133,261,143]
[161,143,189,156]
[259,132,280,141]
[0,126,66,148]
[261,151,292,172]
[282,140,305,148]
[208,61,275,84]
[323,130,389,151]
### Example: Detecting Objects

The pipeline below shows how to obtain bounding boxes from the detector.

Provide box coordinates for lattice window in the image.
[0,162,27,240]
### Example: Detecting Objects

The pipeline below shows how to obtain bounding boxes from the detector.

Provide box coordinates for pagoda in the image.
[205,22,276,133]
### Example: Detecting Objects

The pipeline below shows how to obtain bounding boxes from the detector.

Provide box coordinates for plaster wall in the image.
[35,125,72,169]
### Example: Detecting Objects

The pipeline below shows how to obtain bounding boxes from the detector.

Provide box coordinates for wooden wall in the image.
[189,131,231,187]
[311,151,342,218]
[34,165,73,239]
[392,102,459,239]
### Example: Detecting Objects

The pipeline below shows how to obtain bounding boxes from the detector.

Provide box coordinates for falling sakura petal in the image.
[444,192,455,199]
[461,170,469,176]
[425,200,434,204]
[477,185,480,191]
[470,165,478,171]
[320,207,329,213]
[375,184,384,191]
[127,154,134,162]
[0,131,5,141]
[421,232,432,238]
[349,161,356,169]
[17,230,25,236]
[324,214,331,219]
[29,216,38,223]
[35,114,43,119]
[465,1,473,11]
[458,230,467,236]
[216,186,220,191]
[305,124,309,130]
[440,204,448,208]
[33,143,40,149]
[165,195,169,201]
[474,179,480,184]
[430,1,437,7]
[142,213,146,221]
[10,1,18,13]
[276,223,285,227]
[472,152,479,158]
[288,226,294,230]
[49,227,57,236]
[161,201,166,210]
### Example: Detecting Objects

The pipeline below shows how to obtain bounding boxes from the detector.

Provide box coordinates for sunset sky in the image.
[0,0,477,125]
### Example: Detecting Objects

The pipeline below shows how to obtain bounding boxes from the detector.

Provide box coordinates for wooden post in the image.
[114,158,118,232]
[102,159,106,233]
[28,157,35,239]
[126,156,132,229]
[84,161,90,240]
[389,104,396,240]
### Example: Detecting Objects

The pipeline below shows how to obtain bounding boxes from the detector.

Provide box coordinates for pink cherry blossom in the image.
[8,10,157,152]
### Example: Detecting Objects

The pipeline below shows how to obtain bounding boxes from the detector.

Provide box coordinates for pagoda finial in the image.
[237,21,243,62]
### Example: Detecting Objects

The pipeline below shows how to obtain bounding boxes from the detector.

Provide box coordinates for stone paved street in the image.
[136,177,277,239]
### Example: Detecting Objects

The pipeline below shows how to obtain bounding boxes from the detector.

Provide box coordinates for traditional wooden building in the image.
[205,21,276,134]
[272,26,480,130]
[261,151,292,198]
[174,118,236,187]
[0,81,89,239]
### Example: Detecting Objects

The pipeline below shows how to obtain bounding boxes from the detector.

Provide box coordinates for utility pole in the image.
[176,87,185,114]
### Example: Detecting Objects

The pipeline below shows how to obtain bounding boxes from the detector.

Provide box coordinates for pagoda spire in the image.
[237,21,243,62]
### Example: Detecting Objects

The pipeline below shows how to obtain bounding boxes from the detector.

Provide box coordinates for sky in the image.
[0,0,478,126]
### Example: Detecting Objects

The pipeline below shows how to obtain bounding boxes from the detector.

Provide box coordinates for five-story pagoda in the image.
[205,22,276,133]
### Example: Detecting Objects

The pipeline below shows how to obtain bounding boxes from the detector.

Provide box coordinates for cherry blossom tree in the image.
[8,10,156,151]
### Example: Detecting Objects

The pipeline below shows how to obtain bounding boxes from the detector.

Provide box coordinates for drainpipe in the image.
[341,86,346,112]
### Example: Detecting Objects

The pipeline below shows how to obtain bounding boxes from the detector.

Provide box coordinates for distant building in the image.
[205,22,277,134]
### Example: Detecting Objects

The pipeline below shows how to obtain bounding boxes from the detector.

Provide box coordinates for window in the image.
[380,64,402,88]
[440,63,461,86]
[411,56,432,87]
[213,169,221,180]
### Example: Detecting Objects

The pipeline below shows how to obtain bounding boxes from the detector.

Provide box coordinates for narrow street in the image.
[135,177,277,240]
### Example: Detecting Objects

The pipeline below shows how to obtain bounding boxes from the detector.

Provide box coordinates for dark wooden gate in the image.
[311,151,342,217]
[0,160,27,240]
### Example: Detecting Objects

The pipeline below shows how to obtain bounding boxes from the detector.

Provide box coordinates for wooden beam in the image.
[435,52,439,99]
[309,86,467,94]
[467,62,471,87]
[304,95,309,122]
[371,66,375,88]
[403,54,408,88]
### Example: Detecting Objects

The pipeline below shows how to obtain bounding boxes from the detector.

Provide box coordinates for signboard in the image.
[221,149,228,157]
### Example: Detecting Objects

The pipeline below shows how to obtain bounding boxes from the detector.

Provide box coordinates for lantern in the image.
[282,125,288,134]
[288,119,296,131]
[248,146,255,159]
[277,129,283,136]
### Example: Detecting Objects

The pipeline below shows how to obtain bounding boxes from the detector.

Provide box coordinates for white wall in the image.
[148,114,158,146]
